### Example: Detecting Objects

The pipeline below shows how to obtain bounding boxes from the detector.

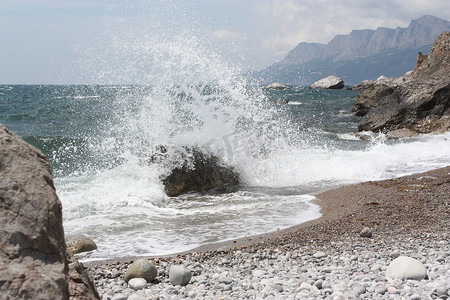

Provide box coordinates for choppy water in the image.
[1,49,449,261]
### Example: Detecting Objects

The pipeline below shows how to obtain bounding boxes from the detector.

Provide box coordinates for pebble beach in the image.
[86,166,450,300]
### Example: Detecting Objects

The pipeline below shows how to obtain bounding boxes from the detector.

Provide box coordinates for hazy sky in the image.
[1,0,449,84]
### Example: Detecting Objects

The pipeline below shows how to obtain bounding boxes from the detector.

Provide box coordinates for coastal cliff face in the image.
[0,124,99,300]
[353,32,450,137]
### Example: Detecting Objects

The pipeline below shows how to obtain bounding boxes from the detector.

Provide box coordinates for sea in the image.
[1,68,449,262]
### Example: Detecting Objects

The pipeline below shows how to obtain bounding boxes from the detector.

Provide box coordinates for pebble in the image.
[386,256,427,280]
[89,232,449,300]
[313,251,327,258]
[169,265,192,286]
[360,227,373,238]
[127,278,147,290]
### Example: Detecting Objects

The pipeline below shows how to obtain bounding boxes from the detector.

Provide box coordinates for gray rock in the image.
[169,265,192,286]
[353,285,366,295]
[354,33,450,135]
[67,235,98,255]
[434,287,448,297]
[218,277,233,284]
[360,227,372,238]
[313,279,324,289]
[389,249,401,258]
[0,124,69,299]
[310,76,344,89]
[68,257,100,299]
[128,278,147,290]
[385,256,427,280]
[386,128,419,139]
[313,251,327,258]
[124,259,157,283]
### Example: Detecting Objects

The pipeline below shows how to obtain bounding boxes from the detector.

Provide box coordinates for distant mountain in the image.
[251,15,450,85]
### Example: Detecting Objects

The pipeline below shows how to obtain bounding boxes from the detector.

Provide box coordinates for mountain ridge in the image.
[252,15,450,85]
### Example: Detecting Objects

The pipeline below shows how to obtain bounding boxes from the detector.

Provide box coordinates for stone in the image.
[389,249,401,259]
[313,251,327,258]
[310,76,344,89]
[0,124,69,299]
[169,265,192,286]
[385,256,427,280]
[386,128,419,139]
[263,82,288,90]
[359,227,373,238]
[354,33,450,135]
[67,235,98,255]
[128,278,147,290]
[313,279,324,289]
[68,257,100,299]
[434,287,448,297]
[413,32,450,79]
[124,259,157,283]
[0,124,98,300]
[160,146,240,197]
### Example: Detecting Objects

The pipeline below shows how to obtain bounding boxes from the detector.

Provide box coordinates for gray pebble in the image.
[360,227,373,238]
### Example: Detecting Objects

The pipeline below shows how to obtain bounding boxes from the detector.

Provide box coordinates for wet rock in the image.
[386,128,419,139]
[161,147,240,197]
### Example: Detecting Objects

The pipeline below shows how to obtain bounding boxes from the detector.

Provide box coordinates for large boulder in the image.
[0,124,69,299]
[353,32,450,137]
[161,147,240,197]
[0,124,99,300]
[310,75,344,89]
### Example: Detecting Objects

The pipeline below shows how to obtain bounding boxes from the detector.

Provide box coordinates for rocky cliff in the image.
[353,32,450,137]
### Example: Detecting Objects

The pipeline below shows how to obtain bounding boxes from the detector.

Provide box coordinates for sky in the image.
[0,0,449,84]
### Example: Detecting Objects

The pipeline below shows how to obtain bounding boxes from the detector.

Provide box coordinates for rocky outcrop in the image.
[413,32,450,78]
[0,123,99,300]
[0,124,69,299]
[263,82,288,90]
[310,76,344,89]
[353,32,450,137]
[161,147,240,197]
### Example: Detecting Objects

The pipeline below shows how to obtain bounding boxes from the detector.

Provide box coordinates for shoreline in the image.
[85,165,449,267]
[87,166,449,299]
